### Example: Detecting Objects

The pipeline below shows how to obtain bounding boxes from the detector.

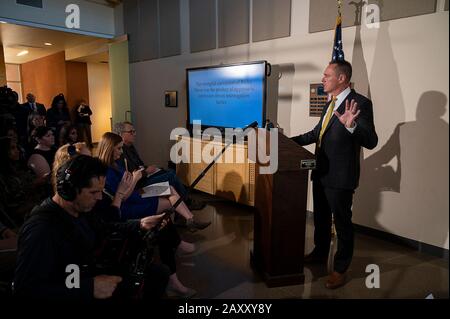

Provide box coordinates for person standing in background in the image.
[22,93,46,117]
[46,94,71,147]
[75,100,93,148]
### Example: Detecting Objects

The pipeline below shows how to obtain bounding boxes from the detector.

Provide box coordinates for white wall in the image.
[87,62,111,143]
[0,0,115,38]
[109,40,131,125]
[114,3,124,37]
[129,0,449,249]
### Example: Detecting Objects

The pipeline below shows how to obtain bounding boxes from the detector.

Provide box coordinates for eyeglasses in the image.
[123,129,136,134]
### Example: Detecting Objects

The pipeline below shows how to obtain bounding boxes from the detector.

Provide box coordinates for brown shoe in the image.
[325,271,347,289]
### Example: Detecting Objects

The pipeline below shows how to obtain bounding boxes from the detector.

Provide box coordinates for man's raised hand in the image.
[334,99,360,128]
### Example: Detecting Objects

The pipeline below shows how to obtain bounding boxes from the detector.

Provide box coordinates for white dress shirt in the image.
[29,102,37,112]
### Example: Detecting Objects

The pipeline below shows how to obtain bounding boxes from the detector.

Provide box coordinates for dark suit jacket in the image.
[292,89,378,190]
[21,102,47,116]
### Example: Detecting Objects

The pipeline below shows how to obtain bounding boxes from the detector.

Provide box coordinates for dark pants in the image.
[140,169,187,198]
[157,222,181,274]
[312,181,355,273]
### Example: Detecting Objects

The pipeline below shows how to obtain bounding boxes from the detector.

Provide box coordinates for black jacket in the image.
[119,144,145,172]
[75,104,92,125]
[20,102,47,116]
[46,107,71,130]
[13,197,140,300]
[292,89,378,190]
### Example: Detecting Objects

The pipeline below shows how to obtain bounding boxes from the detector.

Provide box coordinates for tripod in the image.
[142,121,259,244]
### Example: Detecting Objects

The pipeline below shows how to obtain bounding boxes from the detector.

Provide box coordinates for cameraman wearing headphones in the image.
[13,155,169,300]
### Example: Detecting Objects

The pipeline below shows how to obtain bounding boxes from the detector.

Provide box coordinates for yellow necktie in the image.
[318,96,336,148]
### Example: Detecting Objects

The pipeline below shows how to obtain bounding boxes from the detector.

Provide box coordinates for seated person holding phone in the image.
[113,122,206,212]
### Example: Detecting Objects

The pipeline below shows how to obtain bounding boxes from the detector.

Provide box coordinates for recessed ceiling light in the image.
[0,21,7,24]
[17,50,29,56]
[44,42,53,46]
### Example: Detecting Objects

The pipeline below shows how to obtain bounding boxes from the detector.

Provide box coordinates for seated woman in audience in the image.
[26,112,46,156]
[58,124,79,146]
[97,132,209,231]
[50,142,91,191]
[27,112,45,135]
[2,125,26,163]
[0,137,48,224]
[27,126,56,180]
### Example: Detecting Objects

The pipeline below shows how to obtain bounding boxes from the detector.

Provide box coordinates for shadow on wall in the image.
[354,91,449,249]
[350,0,372,99]
[276,63,296,136]
[276,63,320,136]
[351,2,449,249]
[352,14,405,229]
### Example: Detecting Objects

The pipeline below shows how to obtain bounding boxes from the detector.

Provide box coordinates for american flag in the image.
[331,15,345,61]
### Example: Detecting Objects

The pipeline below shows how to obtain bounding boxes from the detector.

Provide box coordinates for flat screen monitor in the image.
[186,61,268,131]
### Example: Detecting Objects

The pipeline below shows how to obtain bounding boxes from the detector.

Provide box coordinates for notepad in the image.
[141,181,171,198]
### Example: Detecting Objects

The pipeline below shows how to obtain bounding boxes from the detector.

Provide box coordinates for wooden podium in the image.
[251,131,315,287]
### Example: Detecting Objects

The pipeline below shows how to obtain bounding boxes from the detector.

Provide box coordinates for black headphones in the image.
[68,144,76,156]
[56,151,79,201]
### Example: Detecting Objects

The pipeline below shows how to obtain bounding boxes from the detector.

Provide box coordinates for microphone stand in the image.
[142,121,258,243]
[129,122,258,298]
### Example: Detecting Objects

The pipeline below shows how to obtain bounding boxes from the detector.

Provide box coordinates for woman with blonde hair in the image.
[97,132,198,298]
[51,142,91,192]
[97,132,202,225]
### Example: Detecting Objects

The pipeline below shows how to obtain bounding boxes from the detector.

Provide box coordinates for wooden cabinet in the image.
[175,136,256,206]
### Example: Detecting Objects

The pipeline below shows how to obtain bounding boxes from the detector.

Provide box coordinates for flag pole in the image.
[337,0,342,23]
[329,0,343,266]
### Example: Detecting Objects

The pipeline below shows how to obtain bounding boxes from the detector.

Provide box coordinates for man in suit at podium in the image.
[292,60,378,289]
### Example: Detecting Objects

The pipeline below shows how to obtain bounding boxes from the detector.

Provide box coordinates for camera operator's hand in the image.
[93,275,122,299]
[140,213,166,230]
[1,228,16,239]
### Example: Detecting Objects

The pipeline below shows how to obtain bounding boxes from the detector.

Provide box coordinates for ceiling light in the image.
[0,21,7,24]
[17,50,29,56]
[44,42,53,46]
